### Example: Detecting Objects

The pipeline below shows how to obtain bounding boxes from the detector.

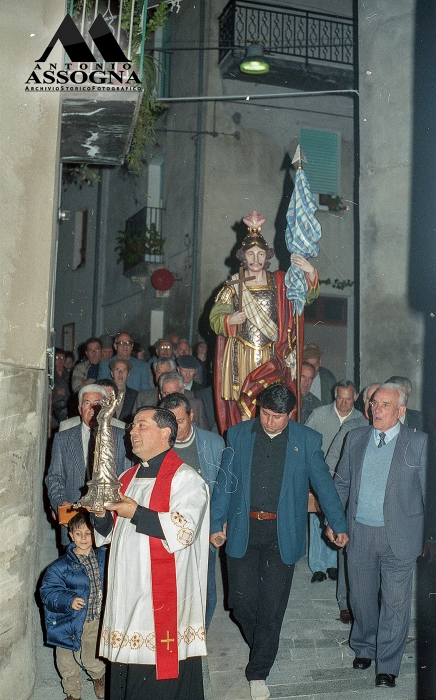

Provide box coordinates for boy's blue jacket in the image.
[40,542,106,651]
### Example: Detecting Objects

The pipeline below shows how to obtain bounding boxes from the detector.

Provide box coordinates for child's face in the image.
[70,524,93,555]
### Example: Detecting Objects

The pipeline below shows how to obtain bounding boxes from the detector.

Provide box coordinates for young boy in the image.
[40,512,106,700]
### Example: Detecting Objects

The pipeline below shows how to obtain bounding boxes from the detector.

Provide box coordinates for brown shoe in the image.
[340,608,352,624]
[92,674,105,699]
[65,696,81,700]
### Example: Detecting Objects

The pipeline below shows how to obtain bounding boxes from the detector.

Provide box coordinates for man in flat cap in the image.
[176,355,204,393]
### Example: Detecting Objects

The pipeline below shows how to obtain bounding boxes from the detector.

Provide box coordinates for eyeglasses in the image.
[115,341,133,346]
[159,345,172,350]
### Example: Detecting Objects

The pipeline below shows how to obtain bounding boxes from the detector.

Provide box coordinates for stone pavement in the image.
[34,518,417,700]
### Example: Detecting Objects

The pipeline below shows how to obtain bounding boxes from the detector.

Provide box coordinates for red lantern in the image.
[151,268,175,292]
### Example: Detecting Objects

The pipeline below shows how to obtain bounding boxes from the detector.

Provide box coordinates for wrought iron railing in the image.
[219,0,354,67]
[123,206,165,271]
[126,205,164,240]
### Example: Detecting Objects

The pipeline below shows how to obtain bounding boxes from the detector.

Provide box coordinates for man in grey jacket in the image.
[159,392,225,628]
[330,383,427,688]
[305,381,361,582]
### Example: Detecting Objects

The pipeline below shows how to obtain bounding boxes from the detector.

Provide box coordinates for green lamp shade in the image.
[239,44,270,74]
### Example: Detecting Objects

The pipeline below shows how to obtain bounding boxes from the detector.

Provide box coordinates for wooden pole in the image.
[294,310,301,422]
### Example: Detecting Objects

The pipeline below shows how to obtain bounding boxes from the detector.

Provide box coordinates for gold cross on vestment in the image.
[161,631,175,650]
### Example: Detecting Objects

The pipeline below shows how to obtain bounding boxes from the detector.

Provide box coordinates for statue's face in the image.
[244,245,266,273]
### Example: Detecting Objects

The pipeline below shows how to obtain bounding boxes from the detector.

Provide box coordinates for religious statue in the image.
[210,211,319,434]
[74,392,123,511]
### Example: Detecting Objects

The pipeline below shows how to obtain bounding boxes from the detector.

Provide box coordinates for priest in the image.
[90,406,210,700]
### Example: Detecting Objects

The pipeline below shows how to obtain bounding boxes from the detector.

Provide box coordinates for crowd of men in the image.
[44,333,432,700]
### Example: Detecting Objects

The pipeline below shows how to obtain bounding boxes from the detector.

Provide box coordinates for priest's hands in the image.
[291,254,317,283]
[106,493,138,519]
[325,525,349,548]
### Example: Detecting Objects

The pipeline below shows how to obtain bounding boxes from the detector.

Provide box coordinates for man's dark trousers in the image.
[226,519,294,681]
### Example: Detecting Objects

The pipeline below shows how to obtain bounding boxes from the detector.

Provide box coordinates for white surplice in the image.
[95,463,209,665]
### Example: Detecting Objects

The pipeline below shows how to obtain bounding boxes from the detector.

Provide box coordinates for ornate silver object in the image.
[74,392,124,511]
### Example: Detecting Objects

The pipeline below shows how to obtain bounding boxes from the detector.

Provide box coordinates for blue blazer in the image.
[335,423,427,560]
[46,423,132,510]
[194,426,225,495]
[210,419,347,565]
[40,542,106,651]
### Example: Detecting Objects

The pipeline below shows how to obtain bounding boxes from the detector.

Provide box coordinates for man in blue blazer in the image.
[210,384,347,700]
[46,385,132,547]
[330,383,427,688]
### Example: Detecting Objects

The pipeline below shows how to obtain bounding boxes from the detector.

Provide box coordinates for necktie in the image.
[86,427,98,481]
[378,432,386,448]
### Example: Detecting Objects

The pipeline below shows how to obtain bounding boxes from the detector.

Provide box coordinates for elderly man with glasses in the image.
[98,332,152,392]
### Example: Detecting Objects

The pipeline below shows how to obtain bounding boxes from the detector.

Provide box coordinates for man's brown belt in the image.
[250,511,277,520]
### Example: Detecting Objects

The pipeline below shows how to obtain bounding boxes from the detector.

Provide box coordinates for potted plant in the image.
[115,223,165,272]
[143,223,165,262]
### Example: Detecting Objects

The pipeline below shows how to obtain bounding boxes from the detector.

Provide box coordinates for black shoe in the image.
[327,567,338,581]
[311,571,327,583]
[339,608,352,624]
[376,674,396,688]
[353,657,372,670]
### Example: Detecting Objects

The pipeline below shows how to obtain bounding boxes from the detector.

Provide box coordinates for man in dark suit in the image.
[159,371,208,430]
[210,384,347,700]
[109,358,138,424]
[176,354,204,392]
[133,358,177,410]
[46,385,131,547]
[331,383,427,688]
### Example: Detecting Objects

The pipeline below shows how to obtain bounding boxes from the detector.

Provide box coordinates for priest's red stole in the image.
[118,451,183,680]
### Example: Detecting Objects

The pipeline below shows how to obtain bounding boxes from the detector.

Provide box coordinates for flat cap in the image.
[176,355,201,370]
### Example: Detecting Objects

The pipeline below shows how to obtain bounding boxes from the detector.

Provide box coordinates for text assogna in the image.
[25,62,141,85]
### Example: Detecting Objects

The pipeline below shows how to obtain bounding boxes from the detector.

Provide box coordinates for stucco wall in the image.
[359,0,423,406]
[0,1,62,697]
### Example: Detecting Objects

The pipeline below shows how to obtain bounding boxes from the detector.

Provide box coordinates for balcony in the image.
[118,205,166,279]
[60,0,148,165]
[218,1,356,92]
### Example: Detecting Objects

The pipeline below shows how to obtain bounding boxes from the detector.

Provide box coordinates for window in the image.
[300,128,340,195]
[304,295,347,326]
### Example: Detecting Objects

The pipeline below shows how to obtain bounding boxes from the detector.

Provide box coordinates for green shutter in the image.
[300,129,340,195]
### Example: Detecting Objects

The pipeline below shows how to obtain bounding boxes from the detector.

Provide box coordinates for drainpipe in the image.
[188,1,205,346]
[91,167,103,335]
[352,0,360,389]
